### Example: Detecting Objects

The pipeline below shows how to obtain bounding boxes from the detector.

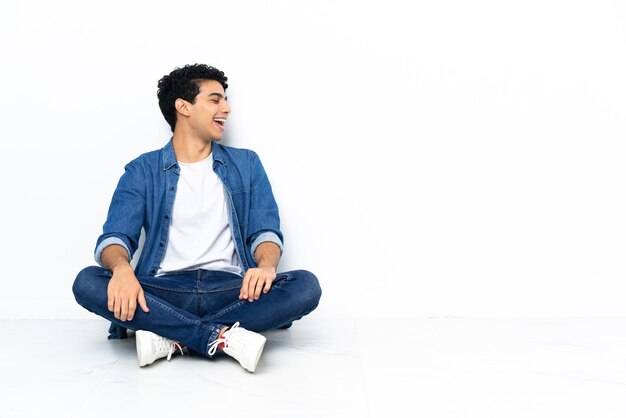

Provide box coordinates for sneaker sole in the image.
[246,337,266,373]
[136,331,150,367]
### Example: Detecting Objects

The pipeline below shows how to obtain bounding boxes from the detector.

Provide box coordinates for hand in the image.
[107,265,149,321]
[239,266,277,302]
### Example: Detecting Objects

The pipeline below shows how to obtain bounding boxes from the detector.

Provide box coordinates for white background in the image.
[0,0,624,320]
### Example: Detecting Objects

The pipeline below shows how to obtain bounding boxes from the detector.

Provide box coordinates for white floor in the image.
[2,317,626,417]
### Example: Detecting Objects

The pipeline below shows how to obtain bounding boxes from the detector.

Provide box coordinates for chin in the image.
[208,131,223,142]
[202,135,221,143]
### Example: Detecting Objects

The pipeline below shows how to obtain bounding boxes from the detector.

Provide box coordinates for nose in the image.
[222,100,231,115]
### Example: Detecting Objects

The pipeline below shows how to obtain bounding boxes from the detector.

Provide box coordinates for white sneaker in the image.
[208,322,266,372]
[135,330,184,367]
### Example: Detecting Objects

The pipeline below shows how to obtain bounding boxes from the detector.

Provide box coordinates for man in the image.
[72,64,322,373]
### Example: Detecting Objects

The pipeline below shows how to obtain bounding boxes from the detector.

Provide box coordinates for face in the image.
[179,80,231,141]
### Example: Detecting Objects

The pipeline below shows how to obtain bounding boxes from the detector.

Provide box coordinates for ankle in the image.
[217,326,229,349]
[218,326,229,339]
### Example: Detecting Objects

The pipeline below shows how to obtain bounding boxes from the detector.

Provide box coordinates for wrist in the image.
[112,263,133,274]
[257,264,276,273]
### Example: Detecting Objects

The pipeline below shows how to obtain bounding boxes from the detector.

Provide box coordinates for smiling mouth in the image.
[214,118,226,126]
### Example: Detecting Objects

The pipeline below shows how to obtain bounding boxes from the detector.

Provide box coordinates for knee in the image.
[293,270,322,309]
[72,266,108,305]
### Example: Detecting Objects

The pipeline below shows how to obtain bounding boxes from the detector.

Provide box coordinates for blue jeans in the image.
[72,266,322,356]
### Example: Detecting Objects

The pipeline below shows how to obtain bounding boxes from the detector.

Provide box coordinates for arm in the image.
[102,244,149,321]
[97,162,148,322]
[239,151,283,302]
[239,241,281,302]
[94,162,146,268]
[246,151,284,261]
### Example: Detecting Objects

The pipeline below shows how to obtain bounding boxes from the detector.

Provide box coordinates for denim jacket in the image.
[95,138,283,278]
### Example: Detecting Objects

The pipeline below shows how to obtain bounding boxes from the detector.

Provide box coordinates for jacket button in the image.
[159,243,164,247]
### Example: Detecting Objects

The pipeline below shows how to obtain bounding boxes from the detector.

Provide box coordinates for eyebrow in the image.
[208,92,228,100]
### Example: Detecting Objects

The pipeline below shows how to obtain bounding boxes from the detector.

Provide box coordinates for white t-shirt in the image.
[157,153,243,276]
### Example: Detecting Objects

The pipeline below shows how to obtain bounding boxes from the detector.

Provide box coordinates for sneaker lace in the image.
[155,337,184,361]
[207,322,240,356]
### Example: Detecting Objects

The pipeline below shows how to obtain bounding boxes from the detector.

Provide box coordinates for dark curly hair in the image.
[157,64,229,131]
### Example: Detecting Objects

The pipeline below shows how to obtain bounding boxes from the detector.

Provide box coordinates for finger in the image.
[253,277,265,300]
[113,296,122,320]
[107,292,114,312]
[127,298,137,321]
[240,272,252,300]
[262,277,273,294]
[247,273,260,302]
[107,285,115,312]
[138,290,150,313]
[120,297,130,322]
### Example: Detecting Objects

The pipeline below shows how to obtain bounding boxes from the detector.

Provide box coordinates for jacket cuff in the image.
[250,232,283,259]
[95,237,131,267]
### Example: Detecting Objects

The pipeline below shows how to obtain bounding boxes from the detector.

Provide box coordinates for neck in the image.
[172,126,214,163]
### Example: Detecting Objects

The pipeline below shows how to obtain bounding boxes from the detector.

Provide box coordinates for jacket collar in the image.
[162,138,177,170]
[162,138,227,170]
[211,141,227,166]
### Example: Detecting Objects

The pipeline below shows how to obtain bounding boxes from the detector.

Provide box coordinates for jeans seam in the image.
[140,283,195,292]
[141,283,240,293]
[205,299,248,322]
[145,295,213,331]
[271,273,292,290]
[198,286,241,294]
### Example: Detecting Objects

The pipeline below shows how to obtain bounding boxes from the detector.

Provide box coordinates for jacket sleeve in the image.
[94,162,146,267]
[247,152,284,259]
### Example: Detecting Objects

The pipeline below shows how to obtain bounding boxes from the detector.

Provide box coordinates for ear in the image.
[175,98,192,117]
